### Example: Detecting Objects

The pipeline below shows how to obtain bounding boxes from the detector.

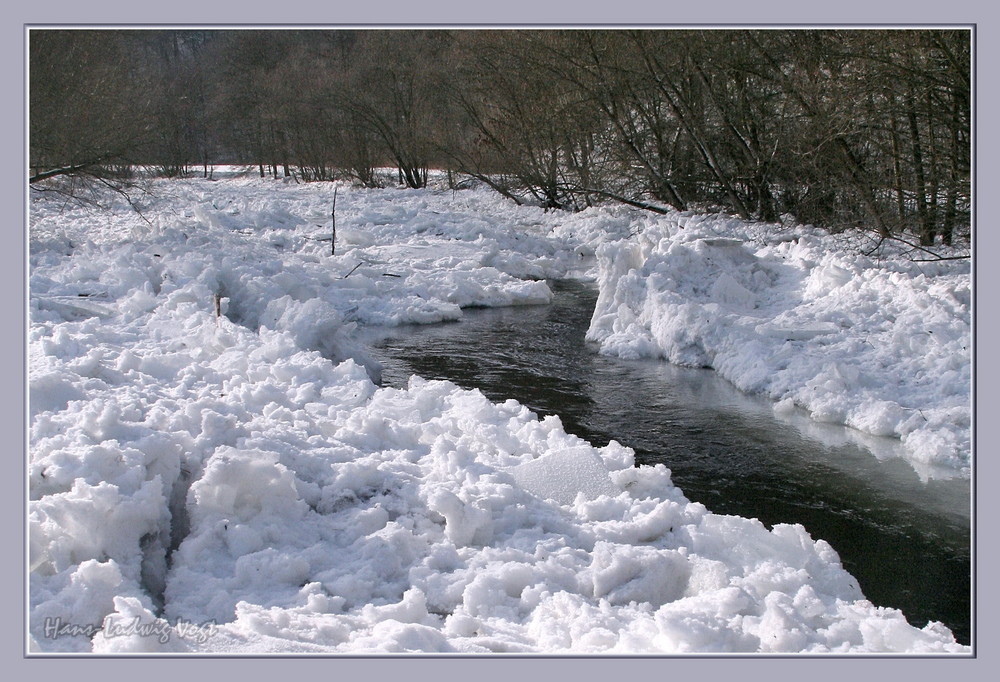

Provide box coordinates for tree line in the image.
[29,28,971,245]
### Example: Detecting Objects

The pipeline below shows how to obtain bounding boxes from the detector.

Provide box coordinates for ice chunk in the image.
[755,322,839,341]
[710,271,757,308]
[509,446,619,505]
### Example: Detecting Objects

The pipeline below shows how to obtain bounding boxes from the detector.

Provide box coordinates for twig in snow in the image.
[331,187,338,256]
[342,262,363,279]
[862,235,887,259]
[888,234,969,261]
[863,231,969,262]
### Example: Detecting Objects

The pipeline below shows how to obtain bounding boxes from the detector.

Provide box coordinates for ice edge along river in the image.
[362,279,970,644]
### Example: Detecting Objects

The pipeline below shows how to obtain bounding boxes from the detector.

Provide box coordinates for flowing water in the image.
[360,279,972,645]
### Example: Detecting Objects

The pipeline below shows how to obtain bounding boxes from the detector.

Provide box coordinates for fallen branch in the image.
[889,234,969,261]
[864,232,969,261]
[342,262,363,279]
[579,187,670,215]
[912,255,971,262]
[29,159,109,184]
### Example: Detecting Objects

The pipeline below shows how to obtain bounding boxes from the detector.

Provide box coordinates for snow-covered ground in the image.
[27,171,971,654]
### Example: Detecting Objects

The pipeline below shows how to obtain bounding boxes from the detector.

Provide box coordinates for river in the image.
[360,278,972,645]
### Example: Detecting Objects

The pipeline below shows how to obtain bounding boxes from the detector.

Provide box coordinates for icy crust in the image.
[28,178,969,653]
[587,216,971,477]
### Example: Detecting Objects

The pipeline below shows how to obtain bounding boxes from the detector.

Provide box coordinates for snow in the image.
[587,216,971,478]
[28,171,970,654]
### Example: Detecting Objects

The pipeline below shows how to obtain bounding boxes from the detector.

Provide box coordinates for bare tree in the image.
[29,30,156,186]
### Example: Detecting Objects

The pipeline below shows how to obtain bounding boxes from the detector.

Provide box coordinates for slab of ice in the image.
[755,322,840,340]
[508,446,620,505]
[32,295,116,319]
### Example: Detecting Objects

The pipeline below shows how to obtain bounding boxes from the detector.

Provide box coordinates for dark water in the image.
[361,279,972,645]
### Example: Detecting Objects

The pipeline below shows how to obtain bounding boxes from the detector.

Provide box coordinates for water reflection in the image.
[360,279,971,645]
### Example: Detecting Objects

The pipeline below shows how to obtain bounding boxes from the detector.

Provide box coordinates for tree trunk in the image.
[907,102,931,245]
[889,110,907,225]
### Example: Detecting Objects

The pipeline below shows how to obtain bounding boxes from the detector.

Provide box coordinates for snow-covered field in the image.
[27,171,971,654]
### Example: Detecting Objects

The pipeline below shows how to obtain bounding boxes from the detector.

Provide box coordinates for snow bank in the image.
[587,215,971,476]
[28,176,969,654]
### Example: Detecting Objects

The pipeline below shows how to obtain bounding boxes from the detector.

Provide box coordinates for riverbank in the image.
[587,216,970,479]
[28,173,971,653]
[363,279,970,643]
